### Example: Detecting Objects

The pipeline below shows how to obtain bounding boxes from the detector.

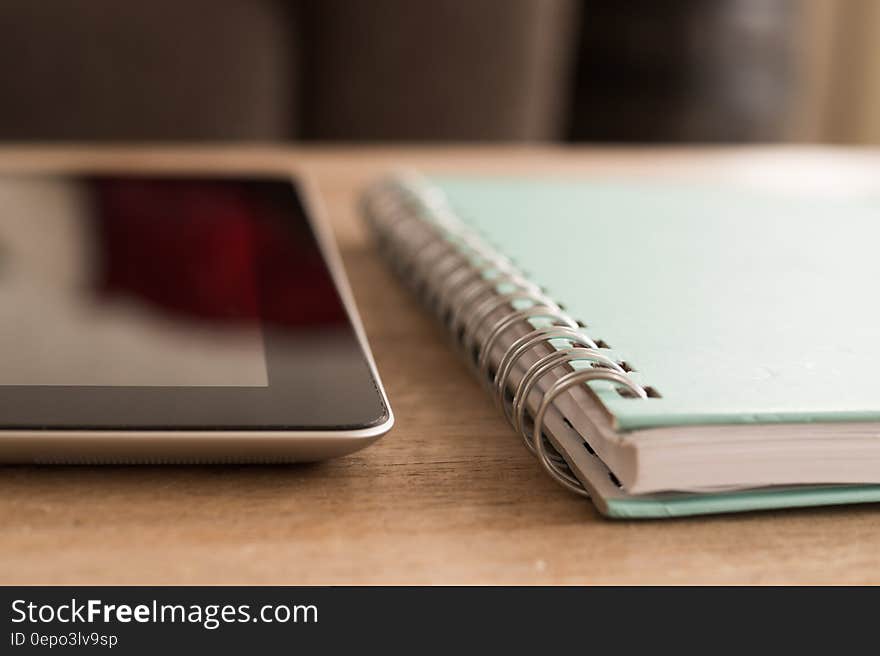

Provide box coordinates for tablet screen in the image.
[0,174,388,430]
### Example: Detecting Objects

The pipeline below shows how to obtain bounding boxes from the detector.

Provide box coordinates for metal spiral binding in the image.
[362,173,653,497]
[532,370,647,496]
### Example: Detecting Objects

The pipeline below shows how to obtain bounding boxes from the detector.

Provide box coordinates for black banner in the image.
[0,586,863,653]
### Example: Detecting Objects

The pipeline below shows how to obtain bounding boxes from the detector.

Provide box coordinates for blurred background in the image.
[0,0,877,144]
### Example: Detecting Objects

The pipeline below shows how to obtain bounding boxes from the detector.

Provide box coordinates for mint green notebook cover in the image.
[603,486,880,519]
[429,176,880,517]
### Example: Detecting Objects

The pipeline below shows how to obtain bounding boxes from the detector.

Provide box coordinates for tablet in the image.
[0,171,393,463]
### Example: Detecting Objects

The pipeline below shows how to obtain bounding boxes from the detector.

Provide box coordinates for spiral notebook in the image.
[361,172,880,518]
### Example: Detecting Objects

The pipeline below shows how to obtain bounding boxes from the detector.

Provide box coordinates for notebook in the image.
[361,171,880,518]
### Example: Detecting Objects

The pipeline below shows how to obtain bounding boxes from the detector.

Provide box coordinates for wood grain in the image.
[2,145,880,584]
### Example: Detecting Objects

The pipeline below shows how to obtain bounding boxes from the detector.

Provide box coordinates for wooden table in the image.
[2,146,880,584]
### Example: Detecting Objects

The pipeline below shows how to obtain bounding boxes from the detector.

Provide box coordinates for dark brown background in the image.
[0,0,809,143]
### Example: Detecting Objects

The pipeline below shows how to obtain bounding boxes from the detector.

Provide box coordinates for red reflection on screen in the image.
[92,178,346,327]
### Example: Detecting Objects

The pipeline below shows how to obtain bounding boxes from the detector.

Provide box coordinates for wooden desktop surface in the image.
[2,145,880,585]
